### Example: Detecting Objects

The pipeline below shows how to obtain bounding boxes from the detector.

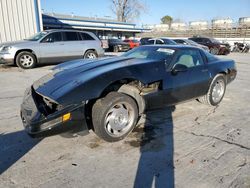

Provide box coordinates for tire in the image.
[113,46,119,52]
[92,92,138,142]
[84,50,98,59]
[210,47,219,55]
[198,74,226,106]
[16,51,37,69]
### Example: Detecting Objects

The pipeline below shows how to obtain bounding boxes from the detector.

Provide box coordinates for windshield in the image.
[109,39,122,43]
[121,46,176,61]
[210,38,220,43]
[25,31,48,41]
[187,39,199,45]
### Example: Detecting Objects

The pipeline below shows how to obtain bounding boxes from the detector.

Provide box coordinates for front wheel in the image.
[92,92,138,142]
[198,74,226,106]
[16,51,37,69]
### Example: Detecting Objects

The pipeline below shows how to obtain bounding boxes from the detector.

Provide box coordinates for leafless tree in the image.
[110,0,146,22]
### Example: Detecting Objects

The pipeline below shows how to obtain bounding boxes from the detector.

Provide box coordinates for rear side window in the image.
[156,39,164,44]
[63,32,79,41]
[80,33,95,40]
[173,49,204,68]
[163,39,176,45]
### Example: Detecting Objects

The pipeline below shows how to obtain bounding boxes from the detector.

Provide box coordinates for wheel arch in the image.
[84,49,97,57]
[85,78,146,116]
[218,68,231,83]
[14,49,38,65]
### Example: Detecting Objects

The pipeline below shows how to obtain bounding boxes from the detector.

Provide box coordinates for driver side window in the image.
[41,32,62,43]
[173,49,204,68]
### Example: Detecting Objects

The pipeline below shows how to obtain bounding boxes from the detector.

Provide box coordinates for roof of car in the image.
[45,29,91,33]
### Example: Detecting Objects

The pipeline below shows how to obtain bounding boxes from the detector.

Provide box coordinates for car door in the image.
[80,32,98,52]
[161,49,210,105]
[39,32,67,63]
[62,31,84,61]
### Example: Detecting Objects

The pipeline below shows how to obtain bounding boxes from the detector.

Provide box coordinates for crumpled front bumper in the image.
[20,87,89,137]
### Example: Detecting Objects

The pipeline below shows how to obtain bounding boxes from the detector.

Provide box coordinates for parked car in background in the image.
[0,29,104,69]
[174,38,209,52]
[140,37,152,45]
[21,45,236,142]
[123,39,140,49]
[188,36,230,55]
[231,42,250,53]
[147,38,177,45]
[107,39,130,52]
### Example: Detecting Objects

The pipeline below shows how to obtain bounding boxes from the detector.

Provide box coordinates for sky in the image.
[40,0,250,25]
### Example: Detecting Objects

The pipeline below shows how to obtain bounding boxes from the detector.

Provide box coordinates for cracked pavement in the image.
[0,53,250,188]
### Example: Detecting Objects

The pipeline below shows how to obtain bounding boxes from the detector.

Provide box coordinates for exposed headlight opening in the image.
[31,87,59,116]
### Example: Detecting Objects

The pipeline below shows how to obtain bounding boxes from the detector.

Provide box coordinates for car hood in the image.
[32,57,156,103]
[0,40,36,47]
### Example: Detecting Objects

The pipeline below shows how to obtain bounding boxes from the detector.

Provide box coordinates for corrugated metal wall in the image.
[0,0,42,43]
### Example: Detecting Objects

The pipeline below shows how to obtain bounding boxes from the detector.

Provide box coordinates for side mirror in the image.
[171,64,188,75]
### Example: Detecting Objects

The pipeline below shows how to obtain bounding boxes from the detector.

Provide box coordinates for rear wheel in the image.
[198,74,226,106]
[92,92,138,142]
[84,50,97,59]
[16,51,37,69]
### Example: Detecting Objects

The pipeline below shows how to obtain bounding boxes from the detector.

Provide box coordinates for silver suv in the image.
[0,30,104,69]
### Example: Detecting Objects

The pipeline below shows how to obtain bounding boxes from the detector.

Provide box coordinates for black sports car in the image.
[21,45,237,142]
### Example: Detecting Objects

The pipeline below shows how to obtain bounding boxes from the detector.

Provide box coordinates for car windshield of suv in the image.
[132,40,139,43]
[25,31,49,41]
[122,46,175,61]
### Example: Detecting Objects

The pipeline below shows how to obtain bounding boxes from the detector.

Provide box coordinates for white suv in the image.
[0,29,104,69]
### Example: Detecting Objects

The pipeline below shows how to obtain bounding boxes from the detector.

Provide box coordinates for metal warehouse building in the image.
[0,0,42,43]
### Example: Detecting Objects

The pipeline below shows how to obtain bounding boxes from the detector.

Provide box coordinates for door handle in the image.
[202,69,208,72]
[59,43,65,45]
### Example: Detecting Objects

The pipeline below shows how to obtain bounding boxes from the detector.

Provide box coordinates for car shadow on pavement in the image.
[133,106,175,188]
[0,130,40,174]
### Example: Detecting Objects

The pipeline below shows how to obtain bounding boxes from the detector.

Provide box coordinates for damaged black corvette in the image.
[21,45,237,142]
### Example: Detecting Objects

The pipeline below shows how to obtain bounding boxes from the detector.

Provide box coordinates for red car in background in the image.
[123,39,140,49]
